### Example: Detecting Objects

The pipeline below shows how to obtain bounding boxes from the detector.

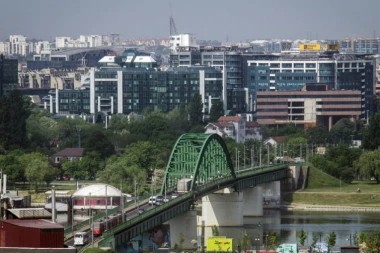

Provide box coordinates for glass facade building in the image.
[247,53,376,118]
[50,66,223,116]
[0,55,18,96]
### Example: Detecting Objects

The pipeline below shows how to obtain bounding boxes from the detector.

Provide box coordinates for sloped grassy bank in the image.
[282,166,380,208]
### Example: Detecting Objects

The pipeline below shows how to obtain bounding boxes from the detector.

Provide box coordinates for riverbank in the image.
[280,203,380,212]
[280,190,380,212]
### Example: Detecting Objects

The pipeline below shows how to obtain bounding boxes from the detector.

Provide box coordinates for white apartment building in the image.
[170,33,198,52]
[35,41,51,54]
[79,35,102,47]
[9,35,28,55]
[0,42,10,55]
[55,37,71,48]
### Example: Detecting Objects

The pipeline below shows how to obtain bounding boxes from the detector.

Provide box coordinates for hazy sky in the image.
[1,0,380,42]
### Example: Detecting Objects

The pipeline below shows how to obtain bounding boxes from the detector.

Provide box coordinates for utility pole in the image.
[105,184,108,230]
[134,176,137,207]
[259,146,262,167]
[90,192,93,247]
[235,148,238,170]
[243,145,246,168]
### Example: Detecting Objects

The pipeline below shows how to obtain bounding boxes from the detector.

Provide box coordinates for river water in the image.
[206,209,380,252]
[60,208,380,252]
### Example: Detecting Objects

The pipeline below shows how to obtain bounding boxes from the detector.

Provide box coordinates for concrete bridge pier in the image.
[167,210,198,250]
[200,188,244,227]
[262,181,281,205]
[243,186,263,216]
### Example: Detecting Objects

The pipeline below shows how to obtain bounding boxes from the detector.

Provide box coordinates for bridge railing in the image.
[99,191,193,247]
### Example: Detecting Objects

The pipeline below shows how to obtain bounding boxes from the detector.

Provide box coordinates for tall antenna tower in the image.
[169,2,178,36]
[170,16,178,36]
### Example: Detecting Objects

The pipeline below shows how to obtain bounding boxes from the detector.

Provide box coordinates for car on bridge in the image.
[155,195,164,206]
[148,196,157,205]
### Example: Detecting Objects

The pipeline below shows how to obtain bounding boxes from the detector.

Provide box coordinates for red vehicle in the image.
[93,212,126,236]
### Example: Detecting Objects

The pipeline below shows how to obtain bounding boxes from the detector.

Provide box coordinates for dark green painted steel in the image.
[160,133,235,195]
[97,133,298,249]
[99,192,193,248]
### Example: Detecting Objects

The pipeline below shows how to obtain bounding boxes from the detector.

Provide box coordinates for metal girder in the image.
[160,133,235,195]
[99,193,193,249]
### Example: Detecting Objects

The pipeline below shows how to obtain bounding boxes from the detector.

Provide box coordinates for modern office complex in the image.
[0,54,18,97]
[256,83,362,130]
[246,52,376,119]
[170,45,278,113]
[43,50,224,117]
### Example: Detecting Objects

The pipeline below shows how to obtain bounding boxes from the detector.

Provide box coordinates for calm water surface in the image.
[203,209,380,251]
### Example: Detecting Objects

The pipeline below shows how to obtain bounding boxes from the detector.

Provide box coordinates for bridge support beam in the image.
[243,186,263,216]
[200,188,243,227]
[167,210,197,250]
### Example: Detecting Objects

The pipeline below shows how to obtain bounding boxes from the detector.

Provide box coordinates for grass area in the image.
[282,166,380,207]
[83,248,116,253]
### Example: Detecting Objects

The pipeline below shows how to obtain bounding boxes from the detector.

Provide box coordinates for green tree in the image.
[311,232,319,250]
[267,231,280,250]
[358,149,380,183]
[26,107,58,149]
[287,136,308,158]
[241,230,252,251]
[79,151,105,180]
[211,225,219,236]
[358,232,367,245]
[325,232,336,253]
[305,126,329,145]
[61,159,87,181]
[362,112,380,150]
[188,93,203,126]
[329,118,355,145]
[22,152,57,191]
[82,128,115,159]
[322,144,361,182]
[298,229,307,246]
[0,90,32,149]
[209,101,224,122]
[352,232,358,246]
[363,230,380,252]
[0,151,25,184]
[124,141,162,170]
[98,155,147,195]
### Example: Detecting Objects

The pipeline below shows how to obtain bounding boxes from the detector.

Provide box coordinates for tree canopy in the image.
[358,149,380,183]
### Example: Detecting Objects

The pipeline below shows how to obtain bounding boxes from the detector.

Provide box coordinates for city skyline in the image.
[1,0,380,42]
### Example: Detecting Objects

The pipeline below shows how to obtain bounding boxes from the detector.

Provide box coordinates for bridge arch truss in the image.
[160,133,236,195]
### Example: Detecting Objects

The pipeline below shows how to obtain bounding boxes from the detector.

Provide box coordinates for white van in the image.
[74,232,89,246]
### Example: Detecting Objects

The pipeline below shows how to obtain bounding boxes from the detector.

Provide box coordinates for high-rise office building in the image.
[247,52,376,118]
[0,54,18,97]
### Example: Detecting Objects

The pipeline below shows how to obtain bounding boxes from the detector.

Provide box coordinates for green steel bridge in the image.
[72,133,298,249]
